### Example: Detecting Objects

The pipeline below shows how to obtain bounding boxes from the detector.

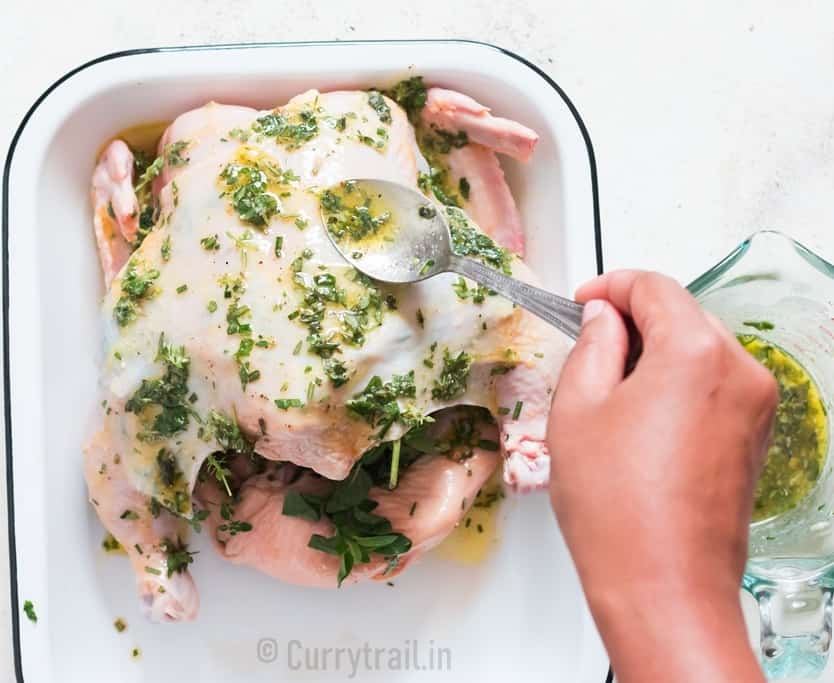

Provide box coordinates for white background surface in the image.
[2,1,834,680]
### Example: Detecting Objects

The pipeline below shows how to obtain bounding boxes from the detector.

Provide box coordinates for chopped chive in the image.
[293,340,303,355]
[409,501,417,516]
[512,400,523,420]
[275,398,304,410]
[144,566,161,576]
[418,259,435,276]
[207,300,218,313]
[274,235,284,258]
[176,284,188,294]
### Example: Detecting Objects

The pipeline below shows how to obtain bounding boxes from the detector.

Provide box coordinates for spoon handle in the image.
[448,255,585,339]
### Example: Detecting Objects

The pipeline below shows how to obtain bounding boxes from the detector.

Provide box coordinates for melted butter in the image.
[320,180,400,253]
[739,334,829,521]
[434,470,504,565]
[106,121,169,159]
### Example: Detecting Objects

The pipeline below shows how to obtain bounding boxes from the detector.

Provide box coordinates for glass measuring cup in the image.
[689,230,834,679]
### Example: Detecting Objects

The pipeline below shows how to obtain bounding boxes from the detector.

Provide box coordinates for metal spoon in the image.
[320,179,642,371]
[321,178,590,339]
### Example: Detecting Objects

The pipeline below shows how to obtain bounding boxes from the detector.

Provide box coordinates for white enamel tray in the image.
[3,40,608,682]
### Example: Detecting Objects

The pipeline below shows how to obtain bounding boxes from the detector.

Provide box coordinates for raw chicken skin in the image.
[90,139,136,286]
[421,88,539,163]
[86,86,563,619]
[445,144,525,255]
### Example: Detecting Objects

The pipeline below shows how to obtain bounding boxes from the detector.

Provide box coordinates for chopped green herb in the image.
[448,207,512,273]
[459,177,471,200]
[207,300,218,313]
[368,90,392,124]
[347,373,416,425]
[253,108,319,149]
[113,260,160,327]
[274,235,284,258]
[419,259,435,276]
[275,398,304,410]
[200,234,221,250]
[125,334,195,442]
[23,600,37,624]
[432,349,472,401]
[324,358,350,387]
[161,537,196,577]
[384,76,427,124]
[320,182,392,243]
[219,163,279,227]
[119,509,139,521]
[164,140,190,167]
[102,533,122,552]
[176,284,188,294]
[512,400,524,420]
[114,618,127,633]
[743,320,775,331]
[161,235,172,261]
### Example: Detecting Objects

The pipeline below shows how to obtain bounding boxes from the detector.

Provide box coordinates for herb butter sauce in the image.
[739,333,828,522]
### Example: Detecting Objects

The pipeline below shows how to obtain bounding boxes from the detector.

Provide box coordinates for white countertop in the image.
[2,1,834,680]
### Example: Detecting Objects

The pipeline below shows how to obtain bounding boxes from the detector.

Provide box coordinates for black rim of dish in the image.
[2,39,605,683]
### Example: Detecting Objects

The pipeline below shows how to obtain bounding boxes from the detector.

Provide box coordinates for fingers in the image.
[575,270,707,350]
[554,299,629,404]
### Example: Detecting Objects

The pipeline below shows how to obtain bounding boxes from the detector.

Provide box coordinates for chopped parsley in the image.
[124,334,196,442]
[114,618,127,632]
[324,358,350,388]
[176,284,188,294]
[319,181,392,243]
[346,372,421,437]
[161,538,196,577]
[452,277,491,304]
[217,503,253,536]
[200,234,221,250]
[161,235,172,261]
[164,140,190,167]
[113,260,160,327]
[252,108,319,149]
[384,76,428,124]
[219,163,279,227]
[23,600,37,624]
[432,349,473,401]
[368,90,392,124]
[448,207,513,272]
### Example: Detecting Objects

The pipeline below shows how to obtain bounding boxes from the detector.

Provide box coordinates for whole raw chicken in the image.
[85,79,566,622]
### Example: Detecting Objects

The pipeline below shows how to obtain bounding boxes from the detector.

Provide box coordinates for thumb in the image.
[555,299,629,403]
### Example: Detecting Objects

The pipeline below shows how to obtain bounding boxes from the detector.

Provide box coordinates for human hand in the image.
[548,270,777,683]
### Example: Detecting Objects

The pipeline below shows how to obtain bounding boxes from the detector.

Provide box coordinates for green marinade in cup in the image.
[738,333,828,522]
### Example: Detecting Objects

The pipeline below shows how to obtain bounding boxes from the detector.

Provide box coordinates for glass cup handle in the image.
[746,582,834,679]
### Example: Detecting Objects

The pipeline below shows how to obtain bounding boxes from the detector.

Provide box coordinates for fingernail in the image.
[582,299,605,326]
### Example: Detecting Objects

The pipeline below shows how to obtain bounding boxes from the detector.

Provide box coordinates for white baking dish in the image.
[3,40,607,682]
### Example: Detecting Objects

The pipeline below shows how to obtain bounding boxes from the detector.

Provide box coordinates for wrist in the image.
[587,581,764,683]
